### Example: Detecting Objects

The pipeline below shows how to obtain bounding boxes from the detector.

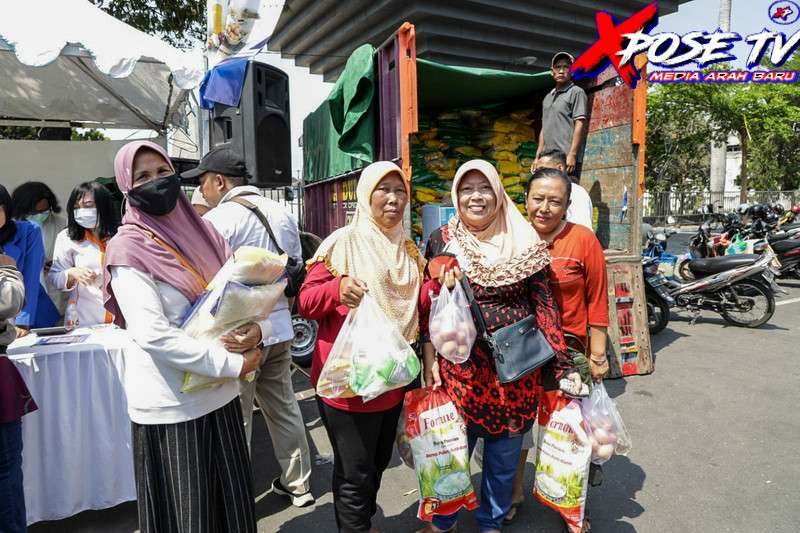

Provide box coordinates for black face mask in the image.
[126,174,181,216]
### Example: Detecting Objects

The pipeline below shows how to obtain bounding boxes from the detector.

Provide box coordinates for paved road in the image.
[30,279,800,533]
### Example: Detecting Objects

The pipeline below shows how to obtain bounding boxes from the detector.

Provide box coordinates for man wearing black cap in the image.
[182,147,314,508]
[536,51,588,177]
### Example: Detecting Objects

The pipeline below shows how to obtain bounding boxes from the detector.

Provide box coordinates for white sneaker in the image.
[271,477,315,508]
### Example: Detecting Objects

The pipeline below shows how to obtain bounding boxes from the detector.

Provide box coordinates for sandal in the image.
[502,500,524,525]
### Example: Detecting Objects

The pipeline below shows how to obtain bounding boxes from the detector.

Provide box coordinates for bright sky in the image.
[655,0,798,68]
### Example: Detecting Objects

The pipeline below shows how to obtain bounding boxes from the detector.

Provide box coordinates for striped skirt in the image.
[132,398,256,533]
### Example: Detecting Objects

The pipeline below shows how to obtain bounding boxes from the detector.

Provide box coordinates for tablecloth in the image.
[8,327,137,524]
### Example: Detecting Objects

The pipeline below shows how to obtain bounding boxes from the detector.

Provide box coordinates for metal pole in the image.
[709,0,732,207]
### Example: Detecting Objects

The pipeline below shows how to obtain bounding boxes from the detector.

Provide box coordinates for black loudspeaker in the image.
[210,60,291,187]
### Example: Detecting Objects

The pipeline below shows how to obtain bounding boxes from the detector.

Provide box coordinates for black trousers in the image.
[316,397,402,533]
[132,398,256,533]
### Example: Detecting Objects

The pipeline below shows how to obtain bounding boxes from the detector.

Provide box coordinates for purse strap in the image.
[458,276,498,352]
[226,195,286,255]
[135,225,208,291]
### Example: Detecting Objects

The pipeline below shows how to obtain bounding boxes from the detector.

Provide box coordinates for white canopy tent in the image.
[0,0,204,132]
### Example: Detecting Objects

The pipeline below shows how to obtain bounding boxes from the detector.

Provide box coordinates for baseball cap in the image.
[551,51,575,67]
[181,146,250,181]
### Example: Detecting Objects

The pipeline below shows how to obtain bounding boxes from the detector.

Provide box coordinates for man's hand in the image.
[339,276,367,309]
[0,254,16,267]
[67,267,97,288]
[15,326,29,338]
[566,152,577,175]
[239,347,262,378]
[220,322,262,353]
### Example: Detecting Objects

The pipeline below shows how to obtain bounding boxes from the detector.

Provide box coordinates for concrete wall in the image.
[0,139,164,207]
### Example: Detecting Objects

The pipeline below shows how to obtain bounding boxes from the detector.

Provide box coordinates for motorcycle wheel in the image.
[645,288,670,334]
[290,315,317,367]
[719,280,775,328]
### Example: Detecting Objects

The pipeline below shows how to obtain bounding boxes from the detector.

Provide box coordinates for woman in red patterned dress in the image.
[417,160,580,533]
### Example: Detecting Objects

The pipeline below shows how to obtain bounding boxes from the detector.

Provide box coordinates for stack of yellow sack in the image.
[409,108,538,240]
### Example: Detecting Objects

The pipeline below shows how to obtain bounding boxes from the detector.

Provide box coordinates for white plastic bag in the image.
[429,282,476,364]
[180,247,288,393]
[316,294,420,402]
[581,382,632,464]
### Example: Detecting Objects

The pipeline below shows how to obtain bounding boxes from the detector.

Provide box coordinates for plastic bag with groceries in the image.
[316,294,420,402]
[429,281,476,364]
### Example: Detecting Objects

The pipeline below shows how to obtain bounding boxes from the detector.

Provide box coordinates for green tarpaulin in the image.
[303,44,376,184]
[303,52,553,183]
[416,58,553,109]
[302,101,365,184]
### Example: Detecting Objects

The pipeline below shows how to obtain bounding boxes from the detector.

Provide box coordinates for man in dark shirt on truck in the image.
[536,51,588,177]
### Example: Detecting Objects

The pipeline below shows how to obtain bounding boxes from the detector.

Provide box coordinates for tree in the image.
[88,0,205,48]
[646,87,712,193]
[0,126,107,141]
[746,53,800,191]
[646,63,800,201]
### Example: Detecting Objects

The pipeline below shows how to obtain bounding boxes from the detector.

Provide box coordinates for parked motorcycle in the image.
[715,209,800,279]
[778,204,800,227]
[642,230,780,333]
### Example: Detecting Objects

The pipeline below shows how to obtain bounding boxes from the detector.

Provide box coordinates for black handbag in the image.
[459,277,556,384]
[226,196,306,297]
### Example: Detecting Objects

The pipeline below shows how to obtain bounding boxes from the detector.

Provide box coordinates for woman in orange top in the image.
[506,167,610,531]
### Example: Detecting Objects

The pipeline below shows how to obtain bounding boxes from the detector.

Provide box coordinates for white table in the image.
[8,327,137,525]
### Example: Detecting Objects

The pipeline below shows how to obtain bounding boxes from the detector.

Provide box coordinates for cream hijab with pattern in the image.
[448,159,550,287]
[312,161,424,341]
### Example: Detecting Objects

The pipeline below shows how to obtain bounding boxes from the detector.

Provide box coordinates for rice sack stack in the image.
[180,246,288,392]
[409,106,539,240]
[404,387,478,521]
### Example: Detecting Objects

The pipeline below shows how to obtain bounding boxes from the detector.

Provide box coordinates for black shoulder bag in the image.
[226,196,305,298]
[459,277,556,384]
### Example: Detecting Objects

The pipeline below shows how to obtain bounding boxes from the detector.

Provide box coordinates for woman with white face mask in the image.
[47,182,119,326]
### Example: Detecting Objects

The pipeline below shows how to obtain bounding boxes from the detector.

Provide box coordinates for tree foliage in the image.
[0,127,107,141]
[88,0,205,48]
[646,58,800,195]
[645,89,711,193]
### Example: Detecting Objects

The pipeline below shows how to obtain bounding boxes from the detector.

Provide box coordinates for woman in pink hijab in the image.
[104,141,260,533]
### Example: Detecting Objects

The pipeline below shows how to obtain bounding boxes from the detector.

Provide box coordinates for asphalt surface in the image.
[29,238,800,532]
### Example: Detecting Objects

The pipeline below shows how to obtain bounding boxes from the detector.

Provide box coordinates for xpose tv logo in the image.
[572,2,800,87]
